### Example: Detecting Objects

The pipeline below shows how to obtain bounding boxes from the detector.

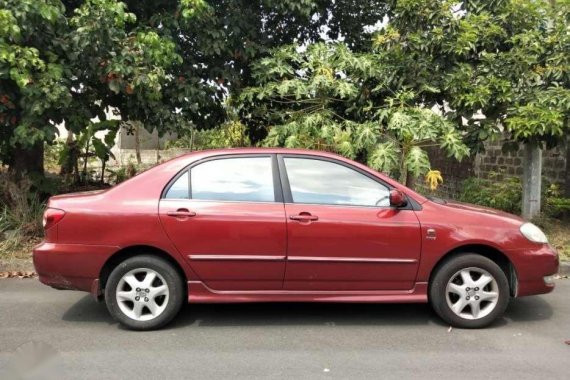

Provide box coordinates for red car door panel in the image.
[284,204,421,290]
[160,200,287,291]
[279,155,422,291]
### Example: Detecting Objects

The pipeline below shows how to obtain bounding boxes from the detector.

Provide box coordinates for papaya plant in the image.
[239,43,469,185]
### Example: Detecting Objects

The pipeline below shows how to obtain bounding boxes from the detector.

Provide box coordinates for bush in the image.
[106,162,138,185]
[166,120,251,151]
[544,184,570,219]
[457,175,522,214]
[457,175,570,219]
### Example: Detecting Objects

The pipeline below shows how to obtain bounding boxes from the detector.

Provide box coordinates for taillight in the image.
[43,208,66,230]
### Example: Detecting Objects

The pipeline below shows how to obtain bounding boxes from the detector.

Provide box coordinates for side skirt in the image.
[187,281,429,303]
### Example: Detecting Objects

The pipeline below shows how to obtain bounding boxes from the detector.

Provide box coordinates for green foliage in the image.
[1,0,393,177]
[458,175,523,214]
[44,140,65,173]
[2,0,568,187]
[240,43,470,184]
[544,183,570,219]
[371,0,570,151]
[0,0,69,164]
[106,162,138,185]
[167,119,251,151]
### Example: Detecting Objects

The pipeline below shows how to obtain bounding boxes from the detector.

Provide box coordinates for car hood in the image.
[439,200,524,223]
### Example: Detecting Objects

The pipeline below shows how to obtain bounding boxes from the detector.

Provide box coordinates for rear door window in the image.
[190,157,275,202]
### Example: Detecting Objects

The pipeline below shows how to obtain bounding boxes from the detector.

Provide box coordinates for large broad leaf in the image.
[440,129,470,161]
[405,146,431,178]
[91,137,115,161]
[354,122,380,150]
[367,142,400,174]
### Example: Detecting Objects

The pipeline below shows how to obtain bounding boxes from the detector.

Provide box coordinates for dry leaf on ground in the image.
[0,271,37,279]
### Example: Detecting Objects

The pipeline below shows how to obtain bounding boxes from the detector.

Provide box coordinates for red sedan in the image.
[33,148,558,330]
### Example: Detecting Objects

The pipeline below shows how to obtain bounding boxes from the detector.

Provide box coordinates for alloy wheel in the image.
[445,267,499,320]
[115,268,170,322]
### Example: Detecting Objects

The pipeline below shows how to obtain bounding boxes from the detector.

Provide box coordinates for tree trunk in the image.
[405,173,416,190]
[8,143,44,179]
[100,159,106,184]
[564,136,570,198]
[156,134,160,164]
[189,125,195,152]
[134,123,142,164]
[82,145,89,181]
[522,143,542,219]
[60,132,75,177]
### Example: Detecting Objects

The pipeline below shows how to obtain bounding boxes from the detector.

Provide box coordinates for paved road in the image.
[1,279,569,380]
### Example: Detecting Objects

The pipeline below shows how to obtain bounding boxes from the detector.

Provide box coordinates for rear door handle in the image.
[167,208,196,218]
[289,213,318,222]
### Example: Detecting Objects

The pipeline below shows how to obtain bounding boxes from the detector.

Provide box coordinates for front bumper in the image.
[33,242,118,294]
[506,244,559,297]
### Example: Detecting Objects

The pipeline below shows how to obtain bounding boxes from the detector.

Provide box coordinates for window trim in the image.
[161,154,283,203]
[277,154,414,210]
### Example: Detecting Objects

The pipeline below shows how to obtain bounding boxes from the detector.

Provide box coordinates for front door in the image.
[159,155,287,291]
[280,156,422,291]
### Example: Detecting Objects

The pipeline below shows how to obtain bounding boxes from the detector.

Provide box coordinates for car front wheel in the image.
[429,253,510,328]
[104,255,185,330]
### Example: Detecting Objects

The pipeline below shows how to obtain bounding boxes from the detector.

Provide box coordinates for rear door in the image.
[159,154,287,291]
[280,155,422,291]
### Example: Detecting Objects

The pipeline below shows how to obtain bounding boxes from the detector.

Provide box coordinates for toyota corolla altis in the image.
[33,148,558,330]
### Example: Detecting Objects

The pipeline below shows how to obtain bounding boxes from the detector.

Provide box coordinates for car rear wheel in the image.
[429,254,509,328]
[104,255,184,330]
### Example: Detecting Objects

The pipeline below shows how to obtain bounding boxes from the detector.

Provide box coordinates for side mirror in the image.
[389,189,407,208]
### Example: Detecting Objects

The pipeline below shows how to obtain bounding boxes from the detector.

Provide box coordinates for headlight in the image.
[519,222,548,244]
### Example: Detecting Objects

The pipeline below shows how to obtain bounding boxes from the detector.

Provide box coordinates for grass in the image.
[0,236,40,272]
[0,173,45,273]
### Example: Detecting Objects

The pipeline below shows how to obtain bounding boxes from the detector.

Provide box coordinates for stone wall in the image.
[423,141,568,199]
[424,146,476,197]
[475,140,567,185]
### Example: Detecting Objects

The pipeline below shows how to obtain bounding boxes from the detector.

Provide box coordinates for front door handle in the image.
[167,208,196,218]
[289,212,318,222]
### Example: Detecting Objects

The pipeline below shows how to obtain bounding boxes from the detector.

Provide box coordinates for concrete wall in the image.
[117,122,177,150]
[109,147,191,167]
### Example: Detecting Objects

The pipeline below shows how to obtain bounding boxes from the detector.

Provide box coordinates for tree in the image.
[239,43,469,185]
[2,0,394,178]
[370,0,569,216]
[0,0,70,177]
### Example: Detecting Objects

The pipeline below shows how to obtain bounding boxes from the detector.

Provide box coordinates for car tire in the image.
[104,255,185,331]
[429,253,510,328]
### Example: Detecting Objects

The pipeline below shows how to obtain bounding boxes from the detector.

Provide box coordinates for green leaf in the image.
[405,146,431,178]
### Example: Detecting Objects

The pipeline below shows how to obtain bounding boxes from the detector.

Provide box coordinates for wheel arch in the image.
[99,245,187,293]
[428,244,518,297]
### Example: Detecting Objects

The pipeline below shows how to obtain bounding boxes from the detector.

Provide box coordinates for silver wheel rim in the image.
[445,267,499,320]
[116,268,169,322]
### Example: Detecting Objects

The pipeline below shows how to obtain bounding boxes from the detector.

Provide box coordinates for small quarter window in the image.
[164,171,189,199]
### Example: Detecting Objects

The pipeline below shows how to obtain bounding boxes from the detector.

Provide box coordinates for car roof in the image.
[180,147,347,158]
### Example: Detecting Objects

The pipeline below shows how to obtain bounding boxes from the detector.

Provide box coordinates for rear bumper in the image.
[33,242,118,294]
[507,244,559,297]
